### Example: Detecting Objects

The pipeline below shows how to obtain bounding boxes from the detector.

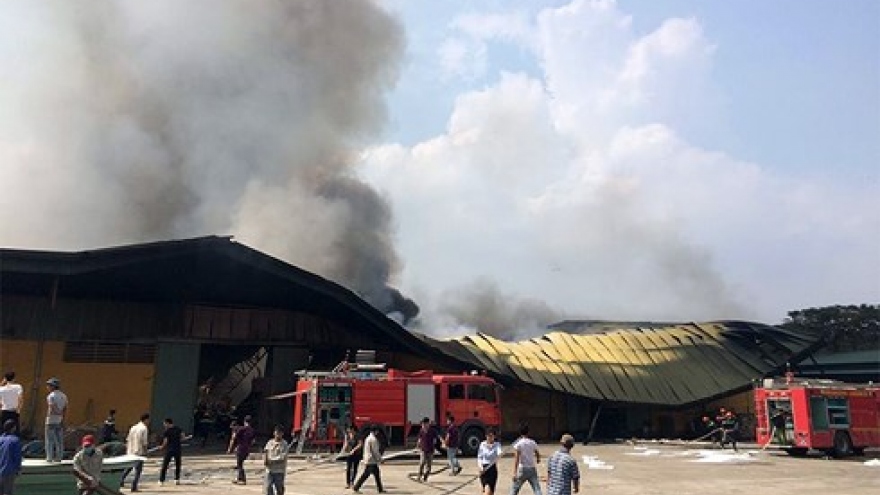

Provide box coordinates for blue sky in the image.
[384,0,879,176]
[1,1,876,336]
[361,0,879,331]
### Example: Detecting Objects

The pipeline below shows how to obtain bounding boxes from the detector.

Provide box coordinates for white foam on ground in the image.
[625,449,661,456]
[688,450,761,464]
[863,459,880,467]
[582,455,615,470]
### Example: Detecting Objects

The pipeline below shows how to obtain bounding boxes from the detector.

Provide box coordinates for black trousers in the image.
[352,463,383,492]
[235,451,248,482]
[345,455,362,486]
[160,450,181,482]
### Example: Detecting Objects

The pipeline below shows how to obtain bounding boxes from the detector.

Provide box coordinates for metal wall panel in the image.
[151,342,201,434]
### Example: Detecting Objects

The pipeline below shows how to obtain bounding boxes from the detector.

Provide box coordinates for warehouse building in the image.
[1,236,825,443]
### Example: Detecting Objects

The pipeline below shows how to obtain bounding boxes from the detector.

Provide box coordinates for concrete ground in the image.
[110,441,878,495]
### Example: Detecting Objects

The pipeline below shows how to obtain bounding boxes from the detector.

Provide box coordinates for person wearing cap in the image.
[73,434,103,495]
[44,377,68,462]
[546,434,579,495]
[0,372,23,435]
[0,419,22,495]
[228,415,255,485]
[719,410,740,452]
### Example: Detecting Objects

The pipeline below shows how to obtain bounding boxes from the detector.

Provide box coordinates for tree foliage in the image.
[781,304,880,351]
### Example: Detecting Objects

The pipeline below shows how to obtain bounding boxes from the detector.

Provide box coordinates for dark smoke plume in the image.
[0,0,418,321]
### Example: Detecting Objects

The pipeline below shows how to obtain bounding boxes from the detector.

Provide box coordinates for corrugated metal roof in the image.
[422,321,825,406]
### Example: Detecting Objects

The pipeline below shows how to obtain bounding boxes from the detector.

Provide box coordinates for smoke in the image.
[421,280,564,341]
[0,0,418,319]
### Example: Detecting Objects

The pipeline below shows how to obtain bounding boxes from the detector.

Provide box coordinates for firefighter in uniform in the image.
[719,410,740,452]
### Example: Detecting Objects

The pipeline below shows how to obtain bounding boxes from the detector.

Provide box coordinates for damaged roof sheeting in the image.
[426,321,826,406]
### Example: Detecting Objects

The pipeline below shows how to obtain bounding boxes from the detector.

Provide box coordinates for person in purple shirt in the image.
[416,417,438,482]
[0,419,23,495]
[443,414,462,475]
[228,415,255,485]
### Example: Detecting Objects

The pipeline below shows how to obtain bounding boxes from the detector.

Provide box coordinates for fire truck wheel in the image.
[460,427,483,457]
[832,431,853,457]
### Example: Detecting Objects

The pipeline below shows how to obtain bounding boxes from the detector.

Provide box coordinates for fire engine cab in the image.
[754,375,880,457]
[288,357,502,456]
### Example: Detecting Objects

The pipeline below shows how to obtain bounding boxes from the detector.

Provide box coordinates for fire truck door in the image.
[407,383,435,424]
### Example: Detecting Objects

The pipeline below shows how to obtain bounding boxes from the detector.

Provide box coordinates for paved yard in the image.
[102,441,879,495]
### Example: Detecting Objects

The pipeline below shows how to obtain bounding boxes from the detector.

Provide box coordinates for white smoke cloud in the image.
[361,0,880,331]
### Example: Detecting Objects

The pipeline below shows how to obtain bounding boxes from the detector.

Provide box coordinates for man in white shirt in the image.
[352,426,385,493]
[121,413,150,492]
[44,377,68,462]
[0,372,23,433]
[510,424,542,495]
[262,425,290,495]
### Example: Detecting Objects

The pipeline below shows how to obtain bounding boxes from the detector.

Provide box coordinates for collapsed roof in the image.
[416,321,826,407]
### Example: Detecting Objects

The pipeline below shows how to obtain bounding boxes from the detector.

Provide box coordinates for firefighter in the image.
[770,408,788,444]
[719,410,740,452]
[700,415,720,446]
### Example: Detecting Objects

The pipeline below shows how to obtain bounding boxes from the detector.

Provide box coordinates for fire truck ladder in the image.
[295,384,317,455]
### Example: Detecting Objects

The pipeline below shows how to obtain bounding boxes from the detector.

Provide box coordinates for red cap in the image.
[81,434,95,446]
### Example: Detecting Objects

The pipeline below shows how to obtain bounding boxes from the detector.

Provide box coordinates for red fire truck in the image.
[288,361,502,456]
[754,376,880,457]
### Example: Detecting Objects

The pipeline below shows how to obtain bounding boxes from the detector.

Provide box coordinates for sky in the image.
[0,1,877,338]
[363,0,880,332]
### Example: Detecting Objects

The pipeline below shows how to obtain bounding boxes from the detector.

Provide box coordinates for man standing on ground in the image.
[443,415,462,476]
[352,426,384,493]
[547,434,579,495]
[510,424,541,495]
[416,417,437,482]
[158,418,183,486]
[44,378,68,462]
[263,425,290,495]
[122,413,150,492]
[0,419,22,495]
[0,373,23,434]
[341,425,363,489]
[228,415,255,485]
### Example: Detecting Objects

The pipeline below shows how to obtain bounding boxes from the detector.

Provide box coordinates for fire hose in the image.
[687,427,722,443]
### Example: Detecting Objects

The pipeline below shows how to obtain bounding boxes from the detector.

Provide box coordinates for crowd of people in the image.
[0,371,293,495]
[1,370,585,495]
[334,418,579,495]
[477,428,581,495]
